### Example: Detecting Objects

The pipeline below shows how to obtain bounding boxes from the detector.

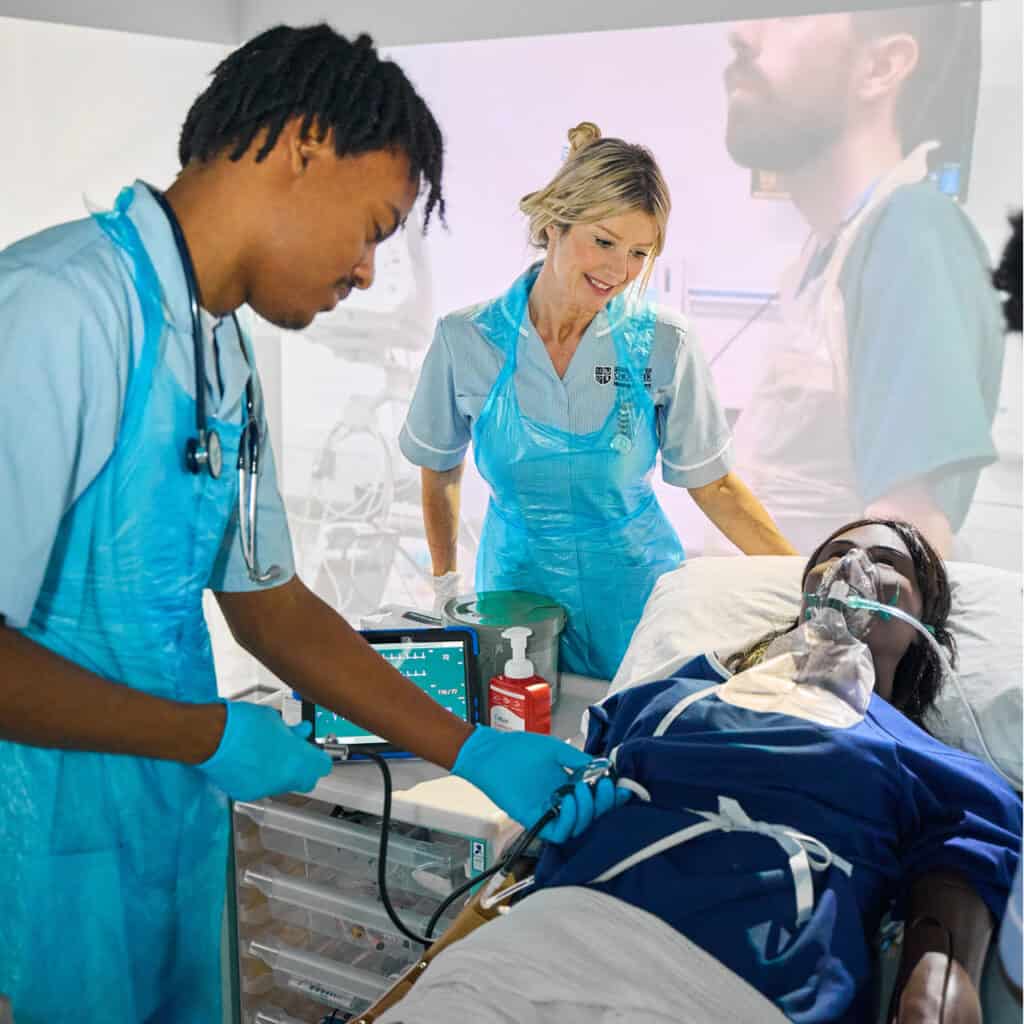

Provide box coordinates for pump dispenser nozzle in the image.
[501,627,535,680]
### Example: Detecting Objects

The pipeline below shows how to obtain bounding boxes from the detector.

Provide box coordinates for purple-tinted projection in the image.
[278,3,1021,638]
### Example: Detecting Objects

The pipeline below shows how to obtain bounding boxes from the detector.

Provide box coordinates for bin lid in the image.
[444,590,565,630]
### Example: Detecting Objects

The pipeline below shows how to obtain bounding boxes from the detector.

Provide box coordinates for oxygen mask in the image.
[802,548,903,640]
[729,548,887,725]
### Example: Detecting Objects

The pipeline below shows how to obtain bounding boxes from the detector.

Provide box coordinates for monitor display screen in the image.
[311,638,472,746]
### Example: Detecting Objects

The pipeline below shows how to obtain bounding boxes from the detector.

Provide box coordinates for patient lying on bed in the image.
[378,519,1021,1024]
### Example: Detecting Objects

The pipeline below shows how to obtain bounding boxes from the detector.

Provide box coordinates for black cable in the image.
[422,856,508,940]
[361,752,438,948]
[357,752,561,949]
[422,805,557,940]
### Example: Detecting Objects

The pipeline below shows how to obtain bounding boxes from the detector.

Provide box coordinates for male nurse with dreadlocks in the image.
[0,26,623,1023]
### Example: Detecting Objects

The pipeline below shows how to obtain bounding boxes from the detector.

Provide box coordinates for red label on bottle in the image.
[489,677,551,734]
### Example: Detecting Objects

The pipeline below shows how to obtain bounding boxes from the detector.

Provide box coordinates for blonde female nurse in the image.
[400,123,795,680]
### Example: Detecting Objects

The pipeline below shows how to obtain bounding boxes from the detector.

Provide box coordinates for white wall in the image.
[0,0,238,43]
[964,0,1023,258]
[0,17,227,246]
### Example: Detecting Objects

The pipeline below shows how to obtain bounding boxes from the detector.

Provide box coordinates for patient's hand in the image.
[889,872,993,1024]
[891,952,980,1024]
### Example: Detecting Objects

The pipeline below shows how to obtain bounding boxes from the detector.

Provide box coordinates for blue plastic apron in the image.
[471,265,684,681]
[0,189,241,1023]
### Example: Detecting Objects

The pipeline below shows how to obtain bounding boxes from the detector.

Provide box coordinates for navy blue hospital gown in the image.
[533,655,1021,1024]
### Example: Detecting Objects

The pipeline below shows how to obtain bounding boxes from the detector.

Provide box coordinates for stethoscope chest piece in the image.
[186,428,223,479]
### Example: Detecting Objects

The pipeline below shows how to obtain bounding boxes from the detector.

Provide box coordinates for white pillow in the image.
[610,556,1023,788]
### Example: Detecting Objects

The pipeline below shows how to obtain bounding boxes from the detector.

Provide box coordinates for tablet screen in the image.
[311,637,472,747]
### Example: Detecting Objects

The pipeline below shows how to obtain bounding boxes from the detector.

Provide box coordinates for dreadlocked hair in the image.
[178,24,445,228]
[726,518,956,731]
[993,211,1022,334]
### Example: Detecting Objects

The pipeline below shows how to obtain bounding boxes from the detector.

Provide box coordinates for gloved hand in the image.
[542,774,629,844]
[431,571,462,614]
[197,701,332,801]
[452,725,631,843]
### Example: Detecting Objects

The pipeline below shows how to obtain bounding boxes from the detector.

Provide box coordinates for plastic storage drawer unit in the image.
[234,800,462,898]
[247,938,397,1017]
[241,866,431,957]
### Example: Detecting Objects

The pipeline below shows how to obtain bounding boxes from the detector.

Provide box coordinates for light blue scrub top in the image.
[836,183,1004,531]
[400,299,733,488]
[0,180,294,629]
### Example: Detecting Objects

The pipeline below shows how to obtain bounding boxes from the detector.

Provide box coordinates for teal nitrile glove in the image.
[197,700,332,801]
[451,725,632,843]
[543,775,631,845]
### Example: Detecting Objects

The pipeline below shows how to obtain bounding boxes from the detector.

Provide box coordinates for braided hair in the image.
[179,25,445,227]
[726,518,956,730]
[993,211,1022,334]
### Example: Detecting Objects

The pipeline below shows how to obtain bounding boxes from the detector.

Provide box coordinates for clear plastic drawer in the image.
[246,938,398,1016]
[242,866,429,958]
[234,799,464,898]
[250,1005,307,1024]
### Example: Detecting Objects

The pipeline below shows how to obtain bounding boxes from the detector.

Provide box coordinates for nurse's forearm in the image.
[0,624,226,762]
[421,464,464,574]
[216,577,473,769]
[689,471,797,555]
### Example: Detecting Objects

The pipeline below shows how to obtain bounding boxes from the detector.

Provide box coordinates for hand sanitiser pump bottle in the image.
[488,627,552,734]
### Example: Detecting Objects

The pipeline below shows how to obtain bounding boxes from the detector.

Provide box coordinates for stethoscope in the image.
[147,184,281,585]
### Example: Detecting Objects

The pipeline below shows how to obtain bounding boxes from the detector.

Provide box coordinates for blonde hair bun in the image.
[518,127,670,274]
[567,121,601,158]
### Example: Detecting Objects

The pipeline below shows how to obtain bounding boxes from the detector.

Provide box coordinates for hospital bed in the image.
[356,556,1023,1023]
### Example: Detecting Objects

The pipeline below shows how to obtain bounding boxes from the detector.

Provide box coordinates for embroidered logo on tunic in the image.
[595,366,653,388]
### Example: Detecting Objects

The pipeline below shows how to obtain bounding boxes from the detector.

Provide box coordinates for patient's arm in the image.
[888,870,994,1024]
